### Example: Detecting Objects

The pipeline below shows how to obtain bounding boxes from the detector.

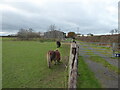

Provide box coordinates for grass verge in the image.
[111,57,120,59]
[77,56,101,88]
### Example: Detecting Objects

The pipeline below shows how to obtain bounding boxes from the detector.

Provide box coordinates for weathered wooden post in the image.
[68,43,79,89]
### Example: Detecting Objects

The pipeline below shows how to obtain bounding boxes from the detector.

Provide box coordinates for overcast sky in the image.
[0,0,119,35]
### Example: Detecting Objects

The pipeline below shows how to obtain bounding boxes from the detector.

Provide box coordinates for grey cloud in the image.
[1,0,119,35]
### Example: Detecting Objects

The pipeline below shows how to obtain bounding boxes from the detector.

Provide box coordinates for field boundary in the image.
[68,43,79,88]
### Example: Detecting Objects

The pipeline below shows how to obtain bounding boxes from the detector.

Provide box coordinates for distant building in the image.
[76,33,81,37]
[40,33,44,37]
[44,30,66,39]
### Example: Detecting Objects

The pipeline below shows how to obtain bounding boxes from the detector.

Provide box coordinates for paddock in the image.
[2,41,70,88]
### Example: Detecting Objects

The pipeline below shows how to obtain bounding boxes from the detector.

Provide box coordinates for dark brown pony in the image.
[47,50,61,68]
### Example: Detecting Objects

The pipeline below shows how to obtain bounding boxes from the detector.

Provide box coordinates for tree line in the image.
[17,28,41,40]
[7,24,119,40]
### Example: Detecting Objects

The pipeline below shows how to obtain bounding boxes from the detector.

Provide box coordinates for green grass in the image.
[89,56,120,74]
[2,37,56,42]
[97,50,113,55]
[64,38,72,42]
[2,37,17,41]
[84,52,95,56]
[77,56,101,88]
[111,57,120,59]
[92,46,111,50]
[2,41,70,88]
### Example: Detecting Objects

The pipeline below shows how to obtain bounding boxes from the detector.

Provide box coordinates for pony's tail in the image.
[47,52,51,68]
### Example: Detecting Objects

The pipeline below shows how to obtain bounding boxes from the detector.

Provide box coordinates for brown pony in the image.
[47,50,61,68]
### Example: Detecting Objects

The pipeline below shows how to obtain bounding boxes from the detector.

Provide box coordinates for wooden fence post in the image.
[68,43,79,89]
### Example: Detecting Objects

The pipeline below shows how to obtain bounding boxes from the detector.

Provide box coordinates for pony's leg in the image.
[47,53,51,68]
[48,60,51,68]
[54,60,57,65]
[57,45,59,48]
[57,59,61,64]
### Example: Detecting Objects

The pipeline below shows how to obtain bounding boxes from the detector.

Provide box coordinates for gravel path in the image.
[78,42,119,88]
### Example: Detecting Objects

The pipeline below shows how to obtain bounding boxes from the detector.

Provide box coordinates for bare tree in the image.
[110,29,119,35]
[87,33,94,36]
[110,30,114,35]
[17,28,28,39]
[17,28,40,40]
[49,24,56,31]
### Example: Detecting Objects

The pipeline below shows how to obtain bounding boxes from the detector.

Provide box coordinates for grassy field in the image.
[2,40,70,88]
[77,56,101,88]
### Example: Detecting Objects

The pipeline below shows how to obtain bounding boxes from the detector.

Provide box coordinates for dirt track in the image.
[78,42,119,88]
